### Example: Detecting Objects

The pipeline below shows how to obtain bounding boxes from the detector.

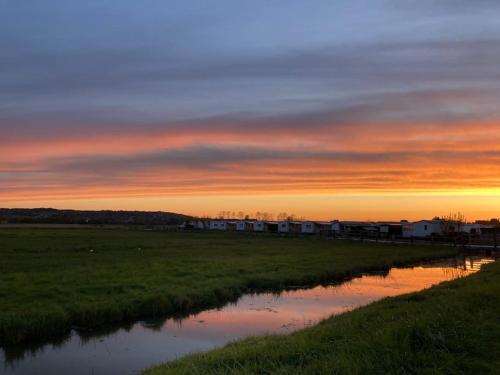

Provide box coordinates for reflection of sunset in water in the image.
[161,257,495,337]
[1,256,495,375]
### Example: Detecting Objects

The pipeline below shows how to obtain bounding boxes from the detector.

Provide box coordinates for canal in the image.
[1,255,495,375]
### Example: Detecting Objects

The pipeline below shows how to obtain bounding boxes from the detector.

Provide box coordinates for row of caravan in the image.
[188,220,335,234]
[183,219,496,238]
[184,219,403,236]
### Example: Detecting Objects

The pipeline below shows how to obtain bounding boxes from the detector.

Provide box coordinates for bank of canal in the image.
[1,255,495,375]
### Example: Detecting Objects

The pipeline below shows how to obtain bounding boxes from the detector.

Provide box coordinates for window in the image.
[424,225,428,231]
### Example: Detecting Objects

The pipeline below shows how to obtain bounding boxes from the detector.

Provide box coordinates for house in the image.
[236,221,246,231]
[245,220,265,232]
[252,221,265,232]
[314,221,332,235]
[331,220,340,233]
[402,220,442,238]
[243,221,255,231]
[219,221,228,230]
[340,221,376,234]
[462,223,491,235]
[278,221,288,233]
[195,220,208,230]
[226,221,238,231]
[376,222,403,237]
[278,221,302,233]
[209,220,227,230]
[301,221,316,234]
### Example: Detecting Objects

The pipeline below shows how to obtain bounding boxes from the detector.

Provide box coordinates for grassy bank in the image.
[0,228,457,346]
[144,257,500,375]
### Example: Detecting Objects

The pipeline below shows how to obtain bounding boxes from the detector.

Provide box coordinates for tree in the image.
[261,212,274,221]
[440,212,466,234]
[277,212,288,221]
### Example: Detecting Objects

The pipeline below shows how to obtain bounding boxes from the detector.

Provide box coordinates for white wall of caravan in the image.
[402,221,442,237]
[278,221,289,233]
[209,220,227,230]
[301,221,315,234]
[253,221,264,232]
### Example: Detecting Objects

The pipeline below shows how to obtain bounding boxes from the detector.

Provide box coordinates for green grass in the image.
[144,258,500,375]
[0,228,457,346]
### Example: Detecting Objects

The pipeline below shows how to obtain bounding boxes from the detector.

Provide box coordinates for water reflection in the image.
[1,255,495,375]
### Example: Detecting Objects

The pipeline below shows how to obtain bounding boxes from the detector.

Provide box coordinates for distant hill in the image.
[0,208,191,225]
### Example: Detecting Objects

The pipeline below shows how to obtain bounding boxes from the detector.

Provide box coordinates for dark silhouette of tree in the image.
[440,212,466,234]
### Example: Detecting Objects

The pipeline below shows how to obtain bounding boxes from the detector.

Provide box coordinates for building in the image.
[278,221,302,233]
[340,221,376,234]
[376,222,403,237]
[209,220,227,230]
[402,220,442,238]
[462,223,492,235]
[243,221,255,231]
[331,220,340,233]
[252,221,265,232]
[226,221,238,231]
[314,221,332,235]
[236,221,246,231]
[195,220,208,230]
[301,221,316,234]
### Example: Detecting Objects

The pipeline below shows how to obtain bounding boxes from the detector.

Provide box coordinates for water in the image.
[1,256,495,375]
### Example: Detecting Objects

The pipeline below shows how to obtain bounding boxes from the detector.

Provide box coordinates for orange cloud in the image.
[2,118,500,220]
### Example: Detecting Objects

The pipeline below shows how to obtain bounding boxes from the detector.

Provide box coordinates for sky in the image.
[1,0,500,221]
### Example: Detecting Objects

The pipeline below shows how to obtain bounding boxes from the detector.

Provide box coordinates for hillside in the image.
[0,208,190,225]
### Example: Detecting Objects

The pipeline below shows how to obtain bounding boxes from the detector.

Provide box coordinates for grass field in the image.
[0,228,457,346]
[144,258,500,375]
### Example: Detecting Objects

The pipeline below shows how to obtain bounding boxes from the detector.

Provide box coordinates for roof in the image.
[412,220,442,224]
[340,221,375,226]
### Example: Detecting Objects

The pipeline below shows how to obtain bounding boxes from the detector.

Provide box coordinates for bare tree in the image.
[260,212,274,221]
[277,212,288,221]
[440,212,466,234]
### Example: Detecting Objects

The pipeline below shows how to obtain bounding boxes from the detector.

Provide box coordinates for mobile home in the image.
[236,221,246,231]
[315,221,332,235]
[402,220,442,238]
[340,221,376,234]
[252,221,265,232]
[226,221,238,231]
[376,222,403,237]
[195,220,208,230]
[462,223,491,235]
[301,221,316,234]
[209,220,227,230]
[278,221,302,233]
[331,220,340,233]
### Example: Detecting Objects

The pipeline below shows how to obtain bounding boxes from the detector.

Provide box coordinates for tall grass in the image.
[0,228,457,346]
[144,260,500,375]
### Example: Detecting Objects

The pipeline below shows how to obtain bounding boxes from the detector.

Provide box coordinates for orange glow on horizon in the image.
[2,118,500,220]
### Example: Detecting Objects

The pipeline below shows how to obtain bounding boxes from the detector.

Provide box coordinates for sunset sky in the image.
[2,1,500,220]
